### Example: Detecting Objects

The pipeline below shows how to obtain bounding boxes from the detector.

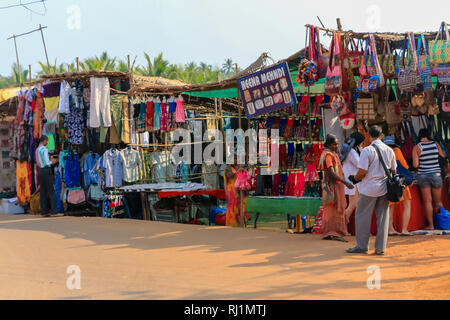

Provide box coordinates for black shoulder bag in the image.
[373,144,406,203]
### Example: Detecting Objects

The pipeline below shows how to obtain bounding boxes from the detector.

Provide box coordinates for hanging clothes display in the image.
[89,77,111,128]
[119,147,142,183]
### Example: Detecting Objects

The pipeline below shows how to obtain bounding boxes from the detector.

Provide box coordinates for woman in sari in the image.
[319,134,354,242]
[224,161,249,227]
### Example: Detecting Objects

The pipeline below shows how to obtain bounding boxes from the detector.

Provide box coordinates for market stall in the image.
[277,22,450,232]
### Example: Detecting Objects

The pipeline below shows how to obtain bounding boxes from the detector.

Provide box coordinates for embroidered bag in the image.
[417,34,433,90]
[429,21,450,65]
[397,37,419,92]
[325,33,344,95]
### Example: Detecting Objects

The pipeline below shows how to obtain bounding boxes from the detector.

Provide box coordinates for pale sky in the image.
[0,0,448,76]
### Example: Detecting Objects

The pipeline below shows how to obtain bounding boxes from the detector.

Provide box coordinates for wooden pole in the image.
[127,55,131,72]
[236,64,242,130]
[12,35,22,85]
[39,24,51,72]
[76,57,80,72]
[28,65,32,87]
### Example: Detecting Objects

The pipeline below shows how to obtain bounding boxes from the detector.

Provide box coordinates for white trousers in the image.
[89,77,111,128]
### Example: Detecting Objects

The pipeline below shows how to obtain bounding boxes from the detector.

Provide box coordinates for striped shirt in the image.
[418,142,441,174]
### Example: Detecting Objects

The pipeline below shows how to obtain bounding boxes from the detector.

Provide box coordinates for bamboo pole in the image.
[76,57,80,72]
[28,65,32,86]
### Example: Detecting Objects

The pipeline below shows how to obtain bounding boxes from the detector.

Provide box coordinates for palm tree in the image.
[137,52,170,77]
[38,59,76,75]
[11,63,29,84]
[221,58,234,74]
[117,56,137,73]
[80,51,117,71]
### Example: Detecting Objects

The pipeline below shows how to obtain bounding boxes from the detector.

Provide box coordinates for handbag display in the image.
[347,38,363,74]
[380,40,396,78]
[385,84,402,125]
[356,96,376,120]
[417,34,433,90]
[373,144,406,203]
[358,36,383,92]
[411,92,427,116]
[429,21,450,65]
[437,63,450,85]
[325,33,344,95]
[397,37,419,92]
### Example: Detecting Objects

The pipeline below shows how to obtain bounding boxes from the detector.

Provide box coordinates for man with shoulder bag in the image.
[346,125,402,255]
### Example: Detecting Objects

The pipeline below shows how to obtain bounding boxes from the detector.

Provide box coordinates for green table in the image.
[246,196,322,228]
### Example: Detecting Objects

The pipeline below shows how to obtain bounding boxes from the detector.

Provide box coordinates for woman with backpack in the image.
[413,129,446,230]
[341,132,366,223]
[384,136,413,236]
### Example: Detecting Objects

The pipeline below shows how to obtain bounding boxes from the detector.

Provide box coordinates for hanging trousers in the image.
[89,77,112,128]
[38,167,57,215]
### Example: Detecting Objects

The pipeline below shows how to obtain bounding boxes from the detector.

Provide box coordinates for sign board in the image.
[238,62,296,118]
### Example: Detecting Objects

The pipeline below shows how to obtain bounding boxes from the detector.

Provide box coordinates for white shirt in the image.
[357,140,397,197]
[343,148,360,178]
[343,148,360,195]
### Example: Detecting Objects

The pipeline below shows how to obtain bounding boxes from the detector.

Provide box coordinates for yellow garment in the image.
[121,96,130,144]
[16,161,30,205]
[0,87,19,102]
[43,96,60,111]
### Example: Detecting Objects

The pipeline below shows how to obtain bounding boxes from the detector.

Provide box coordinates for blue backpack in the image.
[396,161,413,186]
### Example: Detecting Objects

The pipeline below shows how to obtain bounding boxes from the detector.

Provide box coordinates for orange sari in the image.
[319,150,349,238]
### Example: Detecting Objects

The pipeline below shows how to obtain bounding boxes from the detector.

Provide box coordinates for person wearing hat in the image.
[384,136,412,236]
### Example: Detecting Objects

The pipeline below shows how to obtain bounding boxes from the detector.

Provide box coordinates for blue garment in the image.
[64,154,81,187]
[153,102,161,131]
[169,101,176,113]
[54,170,64,213]
[83,152,100,188]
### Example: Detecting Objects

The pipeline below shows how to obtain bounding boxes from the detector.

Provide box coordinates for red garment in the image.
[283,117,294,139]
[272,173,281,196]
[145,101,155,131]
[279,144,287,170]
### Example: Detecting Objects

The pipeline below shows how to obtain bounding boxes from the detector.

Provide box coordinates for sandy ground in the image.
[0,213,449,300]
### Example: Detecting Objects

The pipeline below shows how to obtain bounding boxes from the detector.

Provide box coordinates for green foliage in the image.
[0,53,238,88]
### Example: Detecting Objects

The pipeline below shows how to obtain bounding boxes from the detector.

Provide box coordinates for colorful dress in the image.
[224,166,249,227]
[319,150,349,238]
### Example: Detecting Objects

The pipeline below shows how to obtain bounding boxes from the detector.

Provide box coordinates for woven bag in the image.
[437,63,450,85]
[429,22,450,65]
[356,97,376,120]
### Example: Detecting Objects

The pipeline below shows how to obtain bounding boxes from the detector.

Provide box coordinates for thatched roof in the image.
[0,96,18,119]
[39,70,131,82]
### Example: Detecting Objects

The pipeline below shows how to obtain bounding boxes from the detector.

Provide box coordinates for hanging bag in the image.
[381,40,396,78]
[429,21,450,65]
[417,34,433,90]
[438,63,450,85]
[400,123,414,161]
[373,144,406,203]
[385,82,402,125]
[348,38,363,74]
[325,33,344,95]
[397,38,419,92]
[358,39,371,92]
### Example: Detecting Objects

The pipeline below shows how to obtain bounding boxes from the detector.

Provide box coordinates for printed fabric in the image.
[103,149,122,187]
[64,107,84,145]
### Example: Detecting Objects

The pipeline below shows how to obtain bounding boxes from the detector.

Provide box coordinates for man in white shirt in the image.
[346,126,397,255]
[37,136,57,217]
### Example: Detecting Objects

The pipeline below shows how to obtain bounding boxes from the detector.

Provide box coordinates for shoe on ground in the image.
[346,247,368,254]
